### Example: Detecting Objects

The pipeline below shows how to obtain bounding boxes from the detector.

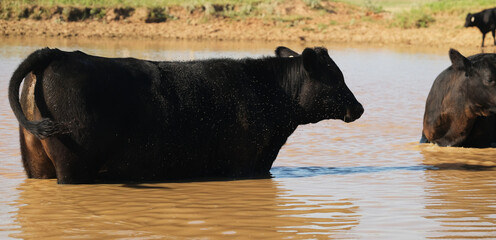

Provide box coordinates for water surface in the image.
[1,38,495,239]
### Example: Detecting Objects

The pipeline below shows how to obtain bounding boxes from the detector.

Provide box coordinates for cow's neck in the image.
[276,57,306,103]
[250,57,305,100]
[255,57,307,121]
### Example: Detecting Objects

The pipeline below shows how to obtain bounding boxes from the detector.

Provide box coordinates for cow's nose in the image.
[343,104,364,123]
[356,104,364,117]
[343,114,353,123]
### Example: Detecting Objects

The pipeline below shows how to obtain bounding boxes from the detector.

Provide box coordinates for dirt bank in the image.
[0,1,494,50]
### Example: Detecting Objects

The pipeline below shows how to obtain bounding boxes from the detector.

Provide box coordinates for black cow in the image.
[464,7,496,47]
[9,47,363,184]
[421,49,496,147]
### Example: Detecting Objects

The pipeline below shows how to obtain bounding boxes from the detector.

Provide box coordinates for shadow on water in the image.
[419,144,496,171]
[121,166,433,185]
[427,163,496,171]
[120,164,495,186]
[271,165,434,178]
[121,183,171,189]
[271,164,496,179]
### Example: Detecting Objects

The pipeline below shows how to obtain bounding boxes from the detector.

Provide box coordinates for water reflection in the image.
[420,144,496,169]
[419,146,496,239]
[423,171,496,239]
[10,178,360,239]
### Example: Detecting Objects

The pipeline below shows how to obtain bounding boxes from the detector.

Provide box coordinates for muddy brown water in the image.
[1,38,496,239]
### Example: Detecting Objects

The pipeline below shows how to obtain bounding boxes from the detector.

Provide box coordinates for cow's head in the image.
[450,49,496,116]
[464,13,476,27]
[423,49,496,146]
[275,46,363,124]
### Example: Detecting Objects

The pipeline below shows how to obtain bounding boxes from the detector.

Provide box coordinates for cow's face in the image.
[450,49,496,117]
[276,47,363,124]
[464,13,475,27]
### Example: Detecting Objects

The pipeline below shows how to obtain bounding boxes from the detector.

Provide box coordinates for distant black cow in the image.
[465,7,496,47]
[421,49,496,147]
[9,47,363,184]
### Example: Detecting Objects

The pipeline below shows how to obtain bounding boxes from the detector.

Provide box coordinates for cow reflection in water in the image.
[11,179,359,239]
[9,46,363,184]
[419,148,496,238]
[421,49,496,148]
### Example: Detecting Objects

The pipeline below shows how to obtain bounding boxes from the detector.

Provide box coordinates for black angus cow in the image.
[9,47,364,184]
[421,49,496,147]
[465,7,496,47]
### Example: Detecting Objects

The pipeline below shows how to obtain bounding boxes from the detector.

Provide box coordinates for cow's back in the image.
[485,8,496,28]
[42,52,169,138]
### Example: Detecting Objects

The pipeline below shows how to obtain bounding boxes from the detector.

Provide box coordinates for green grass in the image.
[388,0,495,29]
[1,0,495,28]
[337,0,435,12]
[0,0,271,8]
[424,0,496,14]
[0,0,278,21]
[364,0,384,13]
[392,7,435,28]
[338,0,495,13]
[336,0,495,29]
[3,0,495,12]
[0,0,286,21]
[303,0,323,9]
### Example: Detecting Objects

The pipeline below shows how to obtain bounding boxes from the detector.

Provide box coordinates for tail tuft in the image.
[26,118,69,139]
[9,48,68,139]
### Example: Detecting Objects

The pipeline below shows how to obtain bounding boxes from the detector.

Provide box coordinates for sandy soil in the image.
[0,1,494,51]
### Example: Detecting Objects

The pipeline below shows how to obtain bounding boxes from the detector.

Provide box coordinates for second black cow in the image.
[465,7,496,47]
[9,46,363,184]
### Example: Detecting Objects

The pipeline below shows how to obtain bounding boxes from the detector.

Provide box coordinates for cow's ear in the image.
[302,48,320,74]
[449,48,471,71]
[275,46,299,57]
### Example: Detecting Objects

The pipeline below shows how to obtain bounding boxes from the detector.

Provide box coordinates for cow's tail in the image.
[8,48,68,139]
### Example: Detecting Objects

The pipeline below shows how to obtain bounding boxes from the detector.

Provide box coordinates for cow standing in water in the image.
[9,47,363,184]
[421,49,496,147]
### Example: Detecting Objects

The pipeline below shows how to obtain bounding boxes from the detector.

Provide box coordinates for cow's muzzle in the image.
[343,104,364,123]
